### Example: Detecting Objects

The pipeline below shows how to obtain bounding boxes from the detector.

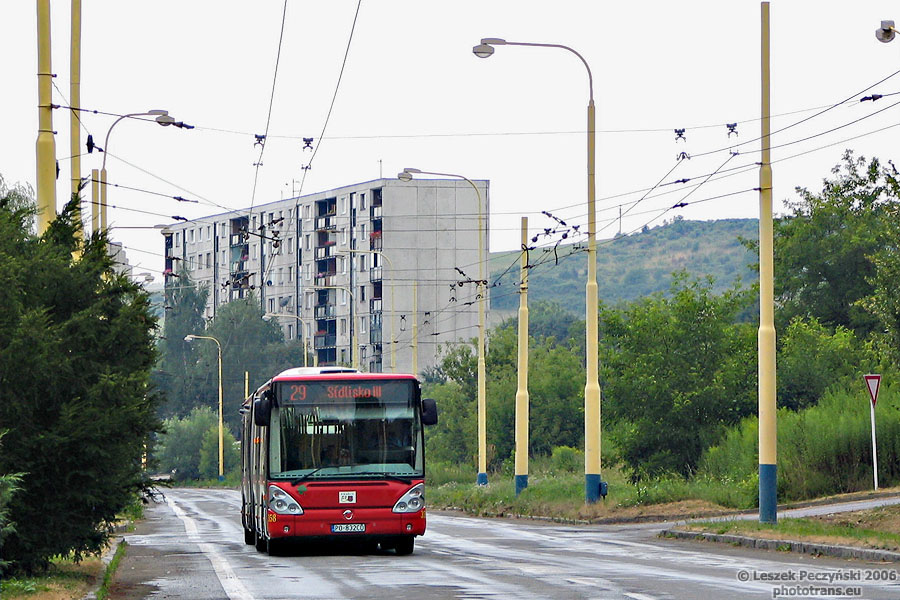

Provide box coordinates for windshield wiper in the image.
[291,465,338,486]
[353,471,415,484]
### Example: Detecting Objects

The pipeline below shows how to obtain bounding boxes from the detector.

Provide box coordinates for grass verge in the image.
[95,540,127,600]
[0,556,102,600]
[675,505,900,552]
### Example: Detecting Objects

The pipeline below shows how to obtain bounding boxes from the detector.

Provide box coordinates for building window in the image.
[359,316,367,334]
[268,298,275,313]
[359,193,366,210]
[340,197,347,215]
[207,225,211,240]
[287,324,293,340]
[287,238,293,254]
[288,266,293,282]
[340,256,347,274]
[306,293,312,309]
[251,244,257,261]
[341,228,347,246]
[359,255,366,271]
[305,263,311,281]
[189,229,195,243]
[175,232,181,247]
[341,290,348,306]
[305,235,310,251]
[359,285,366,302]
[206,253,211,269]
[340,318,347,336]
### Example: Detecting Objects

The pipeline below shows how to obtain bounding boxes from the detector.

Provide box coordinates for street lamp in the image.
[264,313,315,367]
[184,334,224,481]
[473,37,605,502]
[876,20,896,43]
[398,168,489,486]
[96,110,191,232]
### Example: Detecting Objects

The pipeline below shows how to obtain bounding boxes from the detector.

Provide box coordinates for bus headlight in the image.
[392,483,425,513]
[268,485,303,515]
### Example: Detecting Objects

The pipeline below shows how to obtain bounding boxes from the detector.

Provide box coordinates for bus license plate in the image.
[332,523,366,533]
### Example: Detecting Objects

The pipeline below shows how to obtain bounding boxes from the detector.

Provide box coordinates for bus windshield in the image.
[268,380,422,480]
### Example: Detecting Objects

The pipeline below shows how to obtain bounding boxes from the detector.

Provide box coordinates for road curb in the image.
[660,528,900,562]
[81,521,130,600]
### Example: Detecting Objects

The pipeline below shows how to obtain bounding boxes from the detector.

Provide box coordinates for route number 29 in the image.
[288,385,307,401]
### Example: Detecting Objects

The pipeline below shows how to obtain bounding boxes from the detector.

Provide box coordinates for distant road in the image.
[111,488,900,599]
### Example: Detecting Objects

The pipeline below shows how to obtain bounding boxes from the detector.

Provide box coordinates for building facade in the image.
[162,178,489,376]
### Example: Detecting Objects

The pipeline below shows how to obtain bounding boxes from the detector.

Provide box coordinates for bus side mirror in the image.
[254,394,272,426]
[422,398,438,426]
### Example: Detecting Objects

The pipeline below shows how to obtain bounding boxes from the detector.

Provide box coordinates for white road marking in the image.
[167,496,255,600]
[624,594,658,600]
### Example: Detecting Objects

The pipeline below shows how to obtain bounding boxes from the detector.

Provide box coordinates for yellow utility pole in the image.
[473,37,604,502]
[36,0,57,235]
[758,1,778,524]
[265,312,312,367]
[70,0,83,243]
[514,217,530,496]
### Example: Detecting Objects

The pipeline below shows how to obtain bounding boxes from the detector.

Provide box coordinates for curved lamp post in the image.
[472,37,605,502]
[185,334,224,480]
[399,168,488,486]
[98,110,191,232]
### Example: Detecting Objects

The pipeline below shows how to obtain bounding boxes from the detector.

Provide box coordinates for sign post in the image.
[864,374,881,490]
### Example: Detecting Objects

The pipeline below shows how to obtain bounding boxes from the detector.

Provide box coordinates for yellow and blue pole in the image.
[758,1,778,524]
[36,0,57,235]
[515,217,530,496]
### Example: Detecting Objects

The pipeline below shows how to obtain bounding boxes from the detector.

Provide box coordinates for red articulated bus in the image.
[240,367,437,556]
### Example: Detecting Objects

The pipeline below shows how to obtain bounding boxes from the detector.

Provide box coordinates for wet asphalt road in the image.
[110,488,900,599]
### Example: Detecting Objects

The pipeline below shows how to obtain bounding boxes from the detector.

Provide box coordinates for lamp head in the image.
[148,109,169,116]
[156,114,176,126]
[473,37,506,58]
[398,168,421,182]
[184,335,195,342]
[877,20,896,43]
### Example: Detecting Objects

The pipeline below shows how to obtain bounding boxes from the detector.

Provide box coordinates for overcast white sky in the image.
[5,1,900,280]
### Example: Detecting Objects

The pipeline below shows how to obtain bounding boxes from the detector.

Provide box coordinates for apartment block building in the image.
[161,177,489,376]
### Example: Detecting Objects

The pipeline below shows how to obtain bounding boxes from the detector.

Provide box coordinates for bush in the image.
[550,446,583,474]
[699,381,900,501]
[155,407,217,481]
[198,425,240,480]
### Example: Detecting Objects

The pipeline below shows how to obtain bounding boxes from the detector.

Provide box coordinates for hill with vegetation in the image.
[488,217,759,314]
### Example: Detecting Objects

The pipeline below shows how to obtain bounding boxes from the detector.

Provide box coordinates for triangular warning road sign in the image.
[864,374,882,407]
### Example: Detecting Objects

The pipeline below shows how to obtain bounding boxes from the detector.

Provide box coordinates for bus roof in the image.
[272,367,417,382]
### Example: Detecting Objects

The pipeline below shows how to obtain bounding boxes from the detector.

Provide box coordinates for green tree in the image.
[600,272,757,479]
[153,267,209,417]
[0,195,161,573]
[0,433,22,577]
[155,407,217,481]
[189,297,304,434]
[198,424,240,479]
[777,317,875,411]
[764,151,894,337]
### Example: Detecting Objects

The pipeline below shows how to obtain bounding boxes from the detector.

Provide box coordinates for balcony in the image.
[315,246,334,260]
[370,299,382,313]
[315,304,336,319]
[316,216,337,231]
[369,266,382,282]
[230,233,247,247]
[314,335,337,349]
